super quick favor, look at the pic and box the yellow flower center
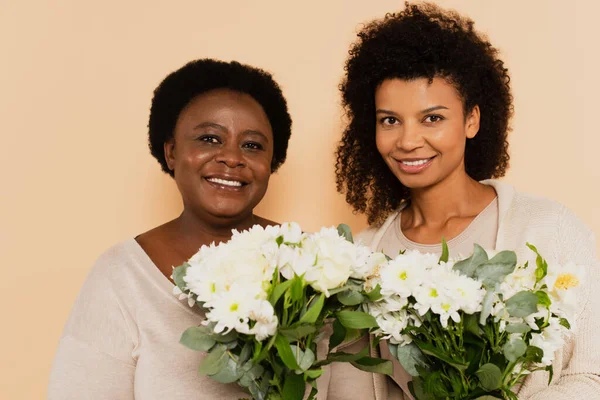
[442,303,451,311]
[554,273,579,290]
[399,271,408,280]
[230,303,239,312]
[210,283,216,293]
[430,289,438,298]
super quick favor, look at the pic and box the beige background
[1,0,598,398]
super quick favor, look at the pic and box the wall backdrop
[1,0,598,398]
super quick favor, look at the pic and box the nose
[215,144,245,168]
[397,121,425,151]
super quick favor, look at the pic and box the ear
[164,138,176,171]
[465,105,481,139]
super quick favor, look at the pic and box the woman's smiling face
[375,77,480,191]
[165,89,274,223]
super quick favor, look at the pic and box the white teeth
[207,178,243,187]
[401,158,432,166]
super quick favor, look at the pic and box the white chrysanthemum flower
[204,284,256,335]
[529,318,568,366]
[379,250,437,298]
[544,261,583,319]
[279,222,304,244]
[499,263,537,300]
[248,300,278,340]
[375,310,412,345]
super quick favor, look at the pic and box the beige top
[48,240,339,400]
[377,197,498,258]
[355,180,600,400]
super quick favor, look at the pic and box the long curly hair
[336,2,513,226]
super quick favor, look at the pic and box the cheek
[375,130,395,157]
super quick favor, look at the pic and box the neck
[406,167,486,227]
[172,208,257,247]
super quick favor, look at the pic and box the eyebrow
[194,122,270,142]
[376,105,449,115]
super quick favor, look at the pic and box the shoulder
[355,226,378,246]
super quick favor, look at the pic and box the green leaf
[198,344,229,375]
[503,337,527,363]
[337,223,354,243]
[418,342,468,371]
[524,346,544,363]
[409,377,435,400]
[527,243,548,284]
[299,293,325,324]
[364,284,382,302]
[439,237,449,263]
[304,369,323,380]
[270,279,294,306]
[179,326,216,352]
[453,244,489,278]
[282,372,305,400]
[351,357,393,375]
[317,346,369,366]
[276,235,284,246]
[535,290,552,308]
[290,276,304,302]
[329,319,346,351]
[559,318,571,330]
[336,311,378,329]
[279,324,317,340]
[172,262,190,291]
[475,251,517,288]
[505,323,531,334]
[479,289,496,325]
[391,342,427,377]
[424,370,449,397]
[506,291,539,318]
[464,313,481,336]
[274,334,301,370]
[337,289,365,306]
[290,345,315,372]
[210,356,242,383]
[476,363,502,391]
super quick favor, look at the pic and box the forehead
[375,77,463,109]
[178,88,272,132]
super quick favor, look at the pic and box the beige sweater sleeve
[48,255,137,400]
[519,206,600,399]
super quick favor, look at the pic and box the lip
[395,156,436,174]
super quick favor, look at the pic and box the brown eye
[424,115,444,123]
[380,116,399,126]
[243,142,263,150]
[198,135,220,143]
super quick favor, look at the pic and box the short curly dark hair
[149,59,292,176]
[336,2,513,226]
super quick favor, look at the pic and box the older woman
[48,59,293,399]
[335,3,600,399]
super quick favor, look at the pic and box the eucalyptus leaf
[476,363,502,391]
[393,342,427,376]
[506,291,539,318]
[210,356,242,383]
[179,326,216,352]
[172,262,190,291]
[337,224,354,243]
[295,346,316,372]
[337,289,365,306]
[475,251,517,287]
[299,293,325,324]
[336,310,378,329]
[505,323,531,334]
[453,244,489,278]
[198,344,229,375]
[503,337,527,363]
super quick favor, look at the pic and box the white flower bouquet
[364,242,582,399]
[173,223,391,400]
